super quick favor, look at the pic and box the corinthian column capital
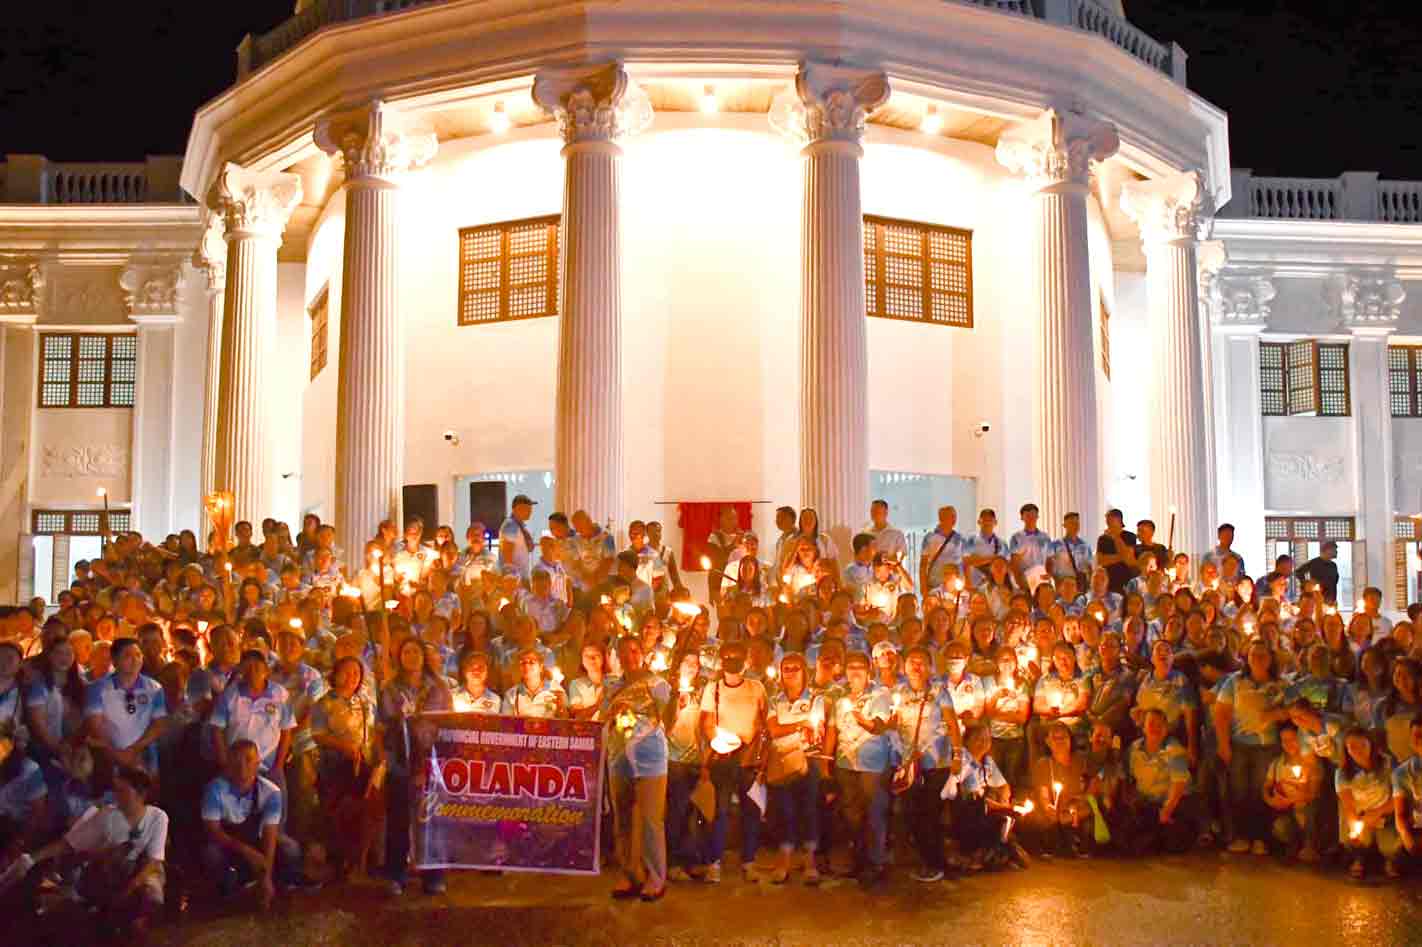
[1121,170,1211,245]
[206,163,302,242]
[996,109,1118,190]
[315,100,437,183]
[533,62,652,147]
[769,62,890,149]
[194,212,227,293]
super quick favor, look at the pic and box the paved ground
[29,852,1407,946]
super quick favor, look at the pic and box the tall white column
[195,216,227,540]
[206,163,301,527]
[1205,265,1274,574]
[1122,171,1215,560]
[996,110,1118,535]
[1332,272,1405,595]
[767,63,888,559]
[534,63,651,532]
[317,101,436,562]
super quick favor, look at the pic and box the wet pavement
[112,852,1422,946]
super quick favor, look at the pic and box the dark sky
[3,1,1421,177]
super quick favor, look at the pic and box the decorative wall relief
[40,443,129,479]
[1266,450,1345,483]
[1262,416,1356,513]
[47,267,127,323]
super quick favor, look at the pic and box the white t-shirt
[699,677,766,747]
[65,804,168,864]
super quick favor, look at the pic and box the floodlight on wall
[490,101,511,135]
[920,104,943,135]
[699,85,719,115]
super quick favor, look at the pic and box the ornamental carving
[206,163,303,240]
[768,63,890,146]
[193,212,226,293]
[532,63,652,145]
[1326,272,1405,329]
[1207,274,1276,327]
[315,100,437,182]
[995,110,1118,188]
[1267,450,1345,484]
[50,269,125,321]
[41,443,129,480]
[1121,170,1212,245]
[119,263,183,317]
[0,260,44,315]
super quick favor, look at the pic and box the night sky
[2,1,1421,177]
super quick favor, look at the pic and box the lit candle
[649,651,670,673]
[678,673,694,694]
[384,599,399,610]
[672,601,700,618]
[765,665,778,681]
[372,549,383,561]
[953,577,964,593]
[700,555,712,571]
[550,667,565,685]
[709,726,742,754]
[662,630,677,649]
[289,618,303,631]
[1016,799,1035,816]
[197,620,209,633]
[809,702,824,734]
[340,584,360,599]
[871,589,891,610]
[600,594,612,606]
[1291,764,1303,779]
[1351,819,1365,839]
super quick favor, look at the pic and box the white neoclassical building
[0,0,1417,611]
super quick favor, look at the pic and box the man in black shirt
[1134,519,1171,578]
[1298,541,1340,604]
[1096,509,1137,596]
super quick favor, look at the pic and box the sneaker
[386,880,405,897]
[1250,840,1268,856]
[1226,838,1250,854]
[667,867,693,883]
[704,862,722,884]
[913,868,945,883]
[424,877,448,895]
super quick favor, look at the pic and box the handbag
[892,687,929,795]
[766,695,811,786]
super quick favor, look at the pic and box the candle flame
[96,487,107,498]
[372,549,383,560]
[384,599,399,609]
[1017,799,1034,815]
[709,727,742,755]
[766,665,778,680]
[1351,819,1364,839]
[1052,781,1063,795]
[700,555,712,570]
[672,601,700,617]
[1291,765,1302,779]
[197,620,209,633]
[649,651,670,673]
[289,618,302,630]
[340,584,360,598]
[550,667,564,685]
[600,595,612,606]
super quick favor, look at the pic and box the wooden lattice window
[458,216,560,325]
[1260,340,1349,417]
[32,509,131,535]
[1264,516,1355,543]
[1389,346,1422,417]
[39,333,137,408]
[863,216,972,328]
[1394,515,1422,609]
[309,286,329,380]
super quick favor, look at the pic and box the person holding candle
[828,650,894,886]
[893,646,959,882]
[1215,639,1291,855]
[568,641,613,722]
[1262,723,1323,861]
[764,652,826,884]
[310,655,381,878]
[940,722,1025,871]
[698,640,767,883]
[502,647,567,718]
[605,635,671,901]
[1336,726,1398,879]
[1123,708,1198,855]
[984,646,1032,790]
[1029,642,1092,771]
[1023,722,1091,858]
[1132,641,1200,768]
[664,650,708,883]
[1374,658,1422,767]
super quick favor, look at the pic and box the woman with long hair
[1214,639,1289,855]
[568,640,613,722]
[24,637,86,769]
[605,635,672,901]
[1335,727,1398,879]
[311,655,381,878]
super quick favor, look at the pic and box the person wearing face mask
[698,641,767,883]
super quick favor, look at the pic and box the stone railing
[1,155,189,204]
[238,0,1186,84]
[1220,170,1422,224]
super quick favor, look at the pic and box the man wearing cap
[500,495,539,581]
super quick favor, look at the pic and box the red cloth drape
[678,502,752,570]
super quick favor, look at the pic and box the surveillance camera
[973,421,992,437]
[442,430,459,445]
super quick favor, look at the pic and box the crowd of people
[1,491,1419,937]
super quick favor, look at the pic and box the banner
[413,712,604,874]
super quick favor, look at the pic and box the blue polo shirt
[83,672,168,752]
[210,681,294,772]
[201,774,283,828]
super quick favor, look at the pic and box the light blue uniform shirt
[1216,672,1286,746]
[1135,670,1198,731]
[891,682,955,770]
[25,677,75,743]
[0,757,46,820]
[1128,736,1190,804]
[961,532,1005,586]
[502,680,566,718]
[201,774,283,828]
[1048,535,1093,578]
[498,516,534,579]
[83,673,168,753]
[921,528,966,589]
[607,675,671,779]
[833,685,894,773]
[1392,756,1422,826]
[1009,529,1052,572]
[271,662,326,757]
[210,681,295,772]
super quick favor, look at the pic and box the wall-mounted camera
[973,421,992,437]
[443,430,460,446]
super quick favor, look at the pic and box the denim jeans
[769,767,820,852]
[836,767,889,868]
[384,763,446,889]
[665,762,706,867]
[708,759,761,865]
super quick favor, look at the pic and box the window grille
[32,509,131,535]
[863,216,972,328]
[458,216,560,325]
[39,333,137,408]
[1264,516,1355,542]
[1259,340,1349,417]
[309,286,329,380]
[1389,346,1422,417]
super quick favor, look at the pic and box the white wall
[272,262,307,527]
[297,120,1112,551]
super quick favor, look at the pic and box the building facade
[0,0,1411,610]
